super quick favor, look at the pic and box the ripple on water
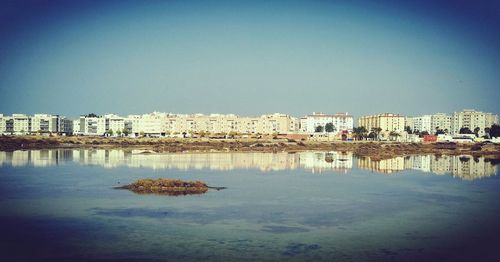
[261,225,310,234]
[282,243,321,256]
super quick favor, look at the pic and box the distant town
[0,109,499,142]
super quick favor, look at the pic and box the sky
[0,0,499,119]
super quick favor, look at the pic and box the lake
[0,149,499,261]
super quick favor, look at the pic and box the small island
[117,178,224,196]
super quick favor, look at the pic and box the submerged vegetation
[117,178,225,196]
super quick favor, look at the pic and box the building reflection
[0,149,352,173]
[0,149,497,180]
[357,155,497,180]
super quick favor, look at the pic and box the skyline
[1,0,499,117]
[0,108,497,120]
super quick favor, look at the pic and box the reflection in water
[0,149,497,180]
[358,155,498,180]
[0,149,352,173]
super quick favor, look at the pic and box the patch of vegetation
[118,178,209,196]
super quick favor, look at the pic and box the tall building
[258,113,300,134]
[358,113,405,132]
[300,112,353,134]
[431,113,452,134]
[411,115,432,133]
[12,114,30,134]
[78,116,107,135]
[58,117,73,135]
[104,114,126,134]
[404,117,413,131]
[31,114,59,133]
[128,112,169,136]
[452,109,499,136]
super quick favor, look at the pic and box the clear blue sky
[0,0,499,118]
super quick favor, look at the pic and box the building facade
[300,112,353,134]
[411,115,432,133]
[31,114,59,133]
[431,113,452,134]
[358,113,405,133]
[452,109,499,136]
[0,114,73,135]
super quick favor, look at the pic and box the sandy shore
[1,136,499,162]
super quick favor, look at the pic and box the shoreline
[1,136,500,161]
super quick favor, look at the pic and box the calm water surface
[0,149,499,261]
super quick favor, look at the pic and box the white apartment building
[404,117,413,131]
[431,113,452,134]
[452,109,499,136]
[159,112,298,135]
[128,112,170,136]
[31,114,59,133]
[0,114,5,134]
[79,116,107,135]
[73,120,81,134]
[58,117,73,135]
[0,114,73,135]
[300,112,353,134]
[0,114,32,134]
[411,115,432,133]
[104,114,126,135]
[258,113,299,134]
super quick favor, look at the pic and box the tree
[371,127,382,141]
[459,127,473,134]
[435,129,445,135]
[389,131,399,136]
[473,127,480,137]
[489,124,500,138]
[325,123,335,133]
[353,126,368,140]
[315,125,324,133]
[108,129,114,136]
[122,128,130,136]
[116,130,122,136]
[85,113,99,118]
[419,131,430,137]
[404,126,413,134]
[484,127,491,138]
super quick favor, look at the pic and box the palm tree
[372,127,382,141]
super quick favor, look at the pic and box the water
[0,149,499,261]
